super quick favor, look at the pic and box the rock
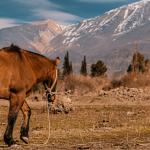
[0,122,6,125]
[49,95,74,114]
[99,86,144,102]
[127,111,135,116]
[98,90,108,96]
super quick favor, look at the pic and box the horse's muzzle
[46,91,55,103]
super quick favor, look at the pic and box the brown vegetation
[105,72,150,90]
[60,75,108,94]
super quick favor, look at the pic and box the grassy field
[1,99,150,150]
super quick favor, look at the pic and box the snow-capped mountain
[50,0,150,75]
[60,0,150,45]
[0,0,150,75]
[0,20,63,54]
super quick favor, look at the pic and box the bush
[121,73,150,88]
[127,52,149,73]
[62,75,108,94]
[103,71,150,90]
[102,79,123,91]
[91,60,107,77]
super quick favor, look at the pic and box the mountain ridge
[0,0,150,75]
[0,20,63,54]
[49,0,150,75]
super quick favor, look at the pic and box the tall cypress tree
[69,61,73,74]
[80,56,87,76]
[63,51,73,75]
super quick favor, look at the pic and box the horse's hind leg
[20,100,31,144]
[4,91,25,146]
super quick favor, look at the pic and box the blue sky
[0,0,140,28]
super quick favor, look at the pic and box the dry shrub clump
[121,72,150,88]
[62,75,108,94]
[105,72,150,90]
[103,79,123,91]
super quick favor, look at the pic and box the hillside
[0,0,150,75]
[50,0,150,75]
[0,20,63,54]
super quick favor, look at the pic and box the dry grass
[1,101,150,149]
[1,75,150,149]
[121,72,150,88]
[60,75,108,94]
[103,72,150,90]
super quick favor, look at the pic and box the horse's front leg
[4,91,25,146]
[20,100,31,144]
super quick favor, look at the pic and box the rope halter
[45,69,58,103]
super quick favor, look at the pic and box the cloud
[79,0,128,3]
[32,9,83,24]
[12,0,61,10]
[0,18,19,29]
[12,0,79,24]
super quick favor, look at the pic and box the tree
[69,61,73,74]
[91,60,107,77]
[63,51,73,75]
[127,52,147,73]
[145,59,150,72]
[127,64,133,73]
[80,56,87,76]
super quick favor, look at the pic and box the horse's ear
[55,57,61,65]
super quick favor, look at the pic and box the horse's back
[0,46,35,97]
[0,47,25,79]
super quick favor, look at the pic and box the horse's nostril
[46,92,55,103]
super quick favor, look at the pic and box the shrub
[91,60,107,77]
[121,73,150,88]
[127,52,149,73]
[62,75,108,94]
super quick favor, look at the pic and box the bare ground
[1,87,150,149]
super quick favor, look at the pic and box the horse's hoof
[20,136,29,144]
[8,140,17,147]
[11,144,20,148]
[4,136,16,147]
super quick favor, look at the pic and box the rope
[51,69,58,92]
[43,97,51,145]
[39,69,58,145]
[45,69,58,93]
[27,70,59,146]
[42,69,59,144]
[26,83,51,147]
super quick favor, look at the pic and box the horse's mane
[3,44,49,60]
[2,44,23,59]
[3,44,21,53]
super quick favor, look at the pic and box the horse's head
[45,57,60,103]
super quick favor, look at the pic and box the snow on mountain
[59,0,150,46]
[49,0,150,75]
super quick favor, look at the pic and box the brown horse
[0,45,60,146]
